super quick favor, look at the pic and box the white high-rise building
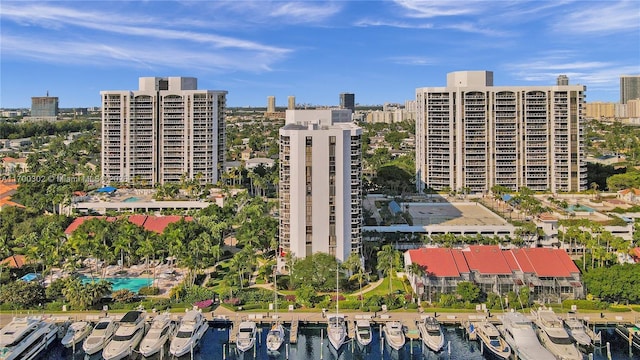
[101,77,227,186]
[279,109,362,263]
[416,71,586,194]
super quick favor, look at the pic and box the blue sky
[1,1,639,108]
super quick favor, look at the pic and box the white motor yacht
[498,311,555,360]
[82,317,117,355]
[383,321,406,351]
[266,322,285,352]
[61,321,92,349]
[327,315,347,351]
[236,321,257,353]
[531,308,582,360]
[473,321,510,359]
[0,316,58,360]
[102,310,147,360]
[169,310,209,357]
[417,316,444,352]
[355,319,372,347]
[563,316,592,348]
[139,313,175,357]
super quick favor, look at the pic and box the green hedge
[561,299,609,310]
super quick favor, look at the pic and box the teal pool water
[122,196,141,202]
[566,204,595,212]
[80,276,152,292]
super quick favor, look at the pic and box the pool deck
[49,262,186,297]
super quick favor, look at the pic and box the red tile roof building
[405,245,583,301]
[64,215,193,235]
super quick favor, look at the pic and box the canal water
[42,324,640,360]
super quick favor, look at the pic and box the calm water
[80,276,153,292]
[41,324,640,360]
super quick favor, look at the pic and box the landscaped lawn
[348,277,407,298]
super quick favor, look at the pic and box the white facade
[279,109,362,262]
[416,71,586,194]
[101,77,227,186]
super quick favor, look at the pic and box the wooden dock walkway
[228,319,241,344]
[404,319,420,340]
[289,317,299,344]
[347,319,355,339]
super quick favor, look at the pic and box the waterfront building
[279,109,362,263]
[404,245,583,301]
[415,71,586,194]
[100,77,227,186]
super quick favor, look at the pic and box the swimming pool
[566,204,595,213]
[122,197,141,203]
[80,276,152,293]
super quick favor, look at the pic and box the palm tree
[407,262,427,285]
[376,244,400,294]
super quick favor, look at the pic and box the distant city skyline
[1,1,639,108]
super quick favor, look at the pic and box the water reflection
[41,323,640,360]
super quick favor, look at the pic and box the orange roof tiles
[462,245,513,275]
[408,246,579,278]
[0,254,29,269]
[406,248,467,277]
[64,215,193,235]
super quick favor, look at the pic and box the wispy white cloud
[388,56,438,66]
[0,3,291,71]
[393,0,483,18]
[507,53,640,92]
[1,33,282,73]
[199,0,342,25]
[555,0,640,34]
[353,19,434,29]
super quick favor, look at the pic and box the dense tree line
[0,119,96,139]
[583,264,640,303]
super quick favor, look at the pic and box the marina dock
[289,317,299,344]
[228,318,241,344]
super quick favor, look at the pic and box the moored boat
[266,322,285,352]
[614,323,640,350]
[266,269,285,352]
[102,310,147,360]
[473,321,510,359]
[531,308,582,360]
[563,316,592,348]
[417,316,444,352]
[139,313,175,357]
[82,317,117,355]
[327,315,347,351]
[355,319,372,347]
[0,316,58,360]
[235,321,257,353]
[169,309,209,357]
[383,321,406,351]
[60,321,92,349]
[497,311,555,360]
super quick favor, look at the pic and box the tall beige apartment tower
[279,109,362,263]
[415,71,586,194]
[267,96,276,113]
[287,96,296,110]
[101,77,227,186]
